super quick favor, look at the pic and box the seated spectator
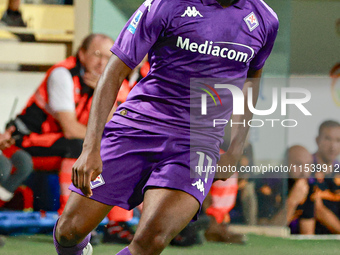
[312,120,340,234]
[5,33,113,215]
[0,126,33,207]
[0,0,35,41]
[269,145,315,234]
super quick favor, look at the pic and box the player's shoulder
[144,0,184,17]
[245,0,279,29]
[151,0,202,9]
[146,0,182,9]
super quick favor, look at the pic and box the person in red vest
[4,33,114,215]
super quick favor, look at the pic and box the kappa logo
[244,12,259,32]
[181,6,203,18]
[192,179,205,195]
[144,0,153,12]
[127,10,143,34]
[90,174,105,189]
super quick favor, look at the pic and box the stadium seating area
[0,2,73,68]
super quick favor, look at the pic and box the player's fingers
[72,166,78,187]
[77,168,85,192]
[91,166,102,181]
[82,171,93,198]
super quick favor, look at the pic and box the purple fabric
[70,122,215,217]
[116,247,132,255]
[53,219,91,255]
[110,0,279,149]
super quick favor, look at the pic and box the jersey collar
[201,0,246,9]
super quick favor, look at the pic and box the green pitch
[1,234,339,255]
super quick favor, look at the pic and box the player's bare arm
[72,55,132,197]
[215,68,262,180]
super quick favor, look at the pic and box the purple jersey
[110,0,278,154]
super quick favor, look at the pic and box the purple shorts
[70,122,216,214]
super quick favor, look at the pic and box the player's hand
[214,150,240,181]
[83,71,101,89]
[0,126,16,150]
[72,149,102,197]
[288,179,309,205]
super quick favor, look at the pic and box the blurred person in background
[4,33,113,215]
[312,120,340,234]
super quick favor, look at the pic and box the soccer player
[54,0,279,254]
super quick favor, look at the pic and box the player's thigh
[132,188,199,247]
[57,192,112,239]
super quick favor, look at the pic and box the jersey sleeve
[249,18,279,70]
[111,0,173,69]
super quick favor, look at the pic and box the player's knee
[132,233,169,254]
[152,235,169,251]
[56,217,84,246]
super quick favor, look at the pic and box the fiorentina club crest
[244,12,259,32]
[90,174,105,189]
